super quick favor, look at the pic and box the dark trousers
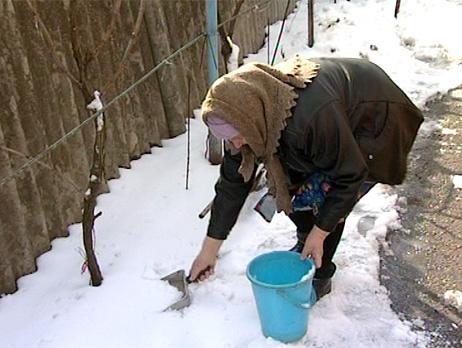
[289,210,344,279]
[288,181,376,279]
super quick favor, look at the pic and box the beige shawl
[202,55,319,214]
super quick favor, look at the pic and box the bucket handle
[277,288,316,309]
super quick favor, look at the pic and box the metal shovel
[161,269,191,311]
[161,266,212,311]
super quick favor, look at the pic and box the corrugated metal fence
[0,0,296,294]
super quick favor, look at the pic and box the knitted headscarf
[202,55,319,214]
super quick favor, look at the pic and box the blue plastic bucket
[246,251,315,343]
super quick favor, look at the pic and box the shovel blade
[161,269,191,311]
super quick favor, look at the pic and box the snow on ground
[453,175,462,189]
[2,0,462,347]
[443,290,462,312]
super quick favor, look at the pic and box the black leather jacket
[207,58,423,239]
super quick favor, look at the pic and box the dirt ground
[380,86,462,347]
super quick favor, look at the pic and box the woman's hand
[189,237,223,282]
[301,225,329,268]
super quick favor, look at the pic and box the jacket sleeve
[305,101,368,232]
[207,146,256,240]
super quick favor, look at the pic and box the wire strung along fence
[1,0,300,190]
[0,0,297,295]
[0,0,407,295]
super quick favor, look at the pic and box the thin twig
[68,0,91,101]
[394,0,401,18]
[217,0,274,30]
[271,0,291,65]
[267,16,270,64]
[26,0,83,89]
[104,0,146,92]
[121,0,146,63]
[185,76,191,190]
[92,0,123,62]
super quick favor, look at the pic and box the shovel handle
[186,266,212,283]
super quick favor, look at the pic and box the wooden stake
[82,93,105,287]
[394,0,401,18]
[308,0,314,48]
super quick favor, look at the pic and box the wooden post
[394,0,401,18]
[82,91,105,287]
[308,0,314,48]
[267,16,270,64]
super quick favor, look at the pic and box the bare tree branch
[91,0,123,63]
[121,0,146,63]
[26,0,83,90]
[103,0,146,93]
[68,0,92,101]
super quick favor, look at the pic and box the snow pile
[452,175,462,189]
[443,290,462,312]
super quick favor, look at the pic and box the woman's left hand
[300,225,329,268]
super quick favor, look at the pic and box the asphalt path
[380,86,462,347]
